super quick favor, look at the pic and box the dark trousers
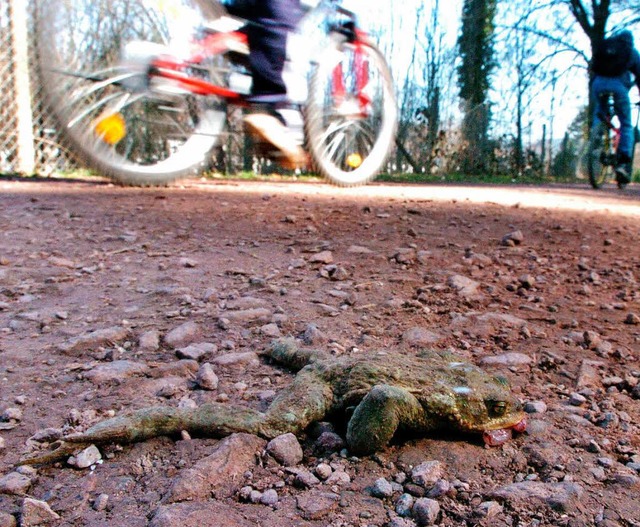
[229,0,303,103]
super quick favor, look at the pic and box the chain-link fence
[0,1,77,175]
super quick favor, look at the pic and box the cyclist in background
[590,29,640,186]
[224,0,307,168]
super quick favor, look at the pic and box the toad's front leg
[346,384,428,455]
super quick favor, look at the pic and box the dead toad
[20,339,526,465]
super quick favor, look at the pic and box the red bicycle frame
[147,25,373,115]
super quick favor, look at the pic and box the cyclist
[590,29,640,185]
[224,0,307,168]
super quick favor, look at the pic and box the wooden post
[10,0,35,175]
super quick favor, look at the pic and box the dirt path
[0,177,639,527]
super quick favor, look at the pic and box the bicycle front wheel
[34,0,228,186]
[587,123,615,189]
[305,39,398,187]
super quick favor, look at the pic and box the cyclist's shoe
[244,110,308,170]
[615,163,631,188]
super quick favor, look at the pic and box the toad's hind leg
[259,371,334,437]
[346,384,426,455]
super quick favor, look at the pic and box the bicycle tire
[34,0,229,186]
[587,123,614,189]
[305,39,397,187]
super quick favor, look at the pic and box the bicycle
[586,93,640,189]
[34,0,398,187]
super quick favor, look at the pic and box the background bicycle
[587,93,640,189]
[34,0,398,187]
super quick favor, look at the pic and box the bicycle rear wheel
[587,123,615,189]
[305,39,397,187]
[35,0,228,186]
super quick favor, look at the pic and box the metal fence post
[9,0,35,175]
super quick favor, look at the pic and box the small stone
[597,457,614,468]
[93,494,109,511]
[176,343,216,361]
[0,472,32,495]
[325,470,351,486]
[412,497,440,526]
[68,445,102,469]
[138,330,160,351]
[309,251,333,264]
[260,323,281,338]
[266,433,303,467]
[624,313,640,325]
[395,493,414,517]
[249,490,263,503]
[196,363,219,391]
[293,468,321,488]
[569,392,587,406]
[524,400,547,414]
[260,489,279,507]
[296,490,339,520]
[501,230,524,246]
[371,477,394,498]
[314,431,345,454]
[315,463,332,480]
[0,511,16,527]
[1,407,22,422]
[426,479,450,498]
[411,461,444,488]
[476,500,503,518]
[20,498,60,526]
[164,321,200,348]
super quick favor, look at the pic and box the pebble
[426,479,450,498]
[266,433,303,467]
[371,477,394,498]
[292,468,321,488]
[524,400,547,414]
[1,407,22,422]
[315,463,332,480]
[597,457,615,468]
[0,472,31,495]
[412,497,440,526]
[196,363,219,391]
[138,330,160,351]
[93,494,109,511]
[249,490,263,504]
[68,445,102,469]
[569,392,587,406]
[314,431,345,454]
[295,491,339,520]
[0,511,16,527]
[260,489,279,507]
[20,498,60,526]
[411,461,444,487]
[163,321,200,348]
[476,500,503,518]
[325,470,351,486]
[387,517,417,527]
[177,343,216,361]
[395,493,414,517]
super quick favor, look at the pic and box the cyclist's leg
[612,84,633,159]
[243,0,306,167]
[612,81,633,183]
[245,0,302,103]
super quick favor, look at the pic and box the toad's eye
[487,400,507,416]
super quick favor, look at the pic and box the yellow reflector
[94,113,126,145]
[346,152,362,168]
